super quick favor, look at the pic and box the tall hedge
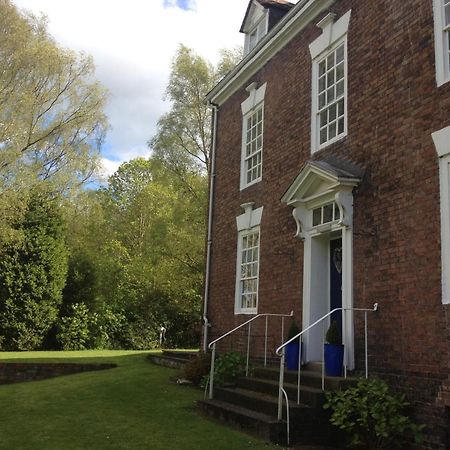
[0,190,68,350]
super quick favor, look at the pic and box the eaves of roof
[207,0,336,106]
[239,0,295,33]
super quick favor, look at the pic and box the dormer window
[245,15,268,54]
[240,1,294,56]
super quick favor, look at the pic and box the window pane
[336,44,344,63]
[320,110,328,127]
[327,87,335,103]
[327,70,335,85]
[326,52,335,68]
[319,76,326,93]
[337,98,345,116]
[320,128,327,144]
[446,4,450,26]
[338,118,345,134]
[323,204,333,223]
[336,80,344,97]
[313,207,321,226]
[319,60,326,76]
[329,121,337,139]
[334,203,341,220]
[336,62,344,81]
[319,93,326,109]
[329,103,337,121]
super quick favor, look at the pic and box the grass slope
[0,351,279,450]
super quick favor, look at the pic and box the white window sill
[240,177,262,191]
[313,132,347,154]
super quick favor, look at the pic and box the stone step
[252,366,355,390]
[198,395,337,446]
[148,351,198,369]
[237,376,326,408]
[162,350,199,360]
[214,385,317,419]
[197,398,284,444]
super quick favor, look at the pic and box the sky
[13,0,249,179]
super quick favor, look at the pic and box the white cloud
[13,0,249,173]
[100,158,122,178]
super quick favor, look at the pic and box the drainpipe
[202,101,218,352]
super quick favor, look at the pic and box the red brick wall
[207,1,450,448]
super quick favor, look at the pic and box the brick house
[201,0,450,447]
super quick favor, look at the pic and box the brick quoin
[206,1,450,448]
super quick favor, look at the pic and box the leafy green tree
[0,0,108,252]
[0,0,108,191]
[0,188,68,350]
[150,45,241,185]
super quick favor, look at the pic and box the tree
[0,0,109,194]
[149,45,242,186]
[0,187,68,350]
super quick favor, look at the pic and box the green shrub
[183,352,211,385]
[287,320,300,341]
[201,351,247,388]
[323,378,424,449]
[0,189,68,350]
[57,303,91,350]
[122,319,159,350]
[325,320,341,345]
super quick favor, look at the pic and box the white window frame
[235,204,263,314]
[432,125,450,304]
[245,14,268,55]
[433,0,450,86]
[240,82,267,190]
[309,11,351,153]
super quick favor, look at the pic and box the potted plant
[285,320,301,371]
[324,320,344,376]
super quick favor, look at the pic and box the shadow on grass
[0,350,279,450]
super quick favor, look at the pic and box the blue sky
[163,0,196,10]
[13,0,249,180]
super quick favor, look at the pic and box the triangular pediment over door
[282,157,362,370]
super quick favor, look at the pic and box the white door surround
[281,159,361,369]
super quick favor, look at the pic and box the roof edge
[207,0,336,106]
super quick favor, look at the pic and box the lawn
[0,351,280,450]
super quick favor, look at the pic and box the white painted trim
[207,0,335,106]
[236,204,264,231]
[310,11,351,153]
[432,125,450,304]
[433,125,450,157]
[283,163,358,368]
[309,10,351,59]
[244,6,269,56]
[235,205,264,315]
[433,0,450,86]
[241,82,267,115]
[241,83,266,190]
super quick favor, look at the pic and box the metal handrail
[276,303,378,420]
[208,311,293,399]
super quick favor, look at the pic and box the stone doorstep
[197,398,285,444]
[214,385,321,420]
[237,376,326,408]
[197,364,346,446]
[253,366,357,391]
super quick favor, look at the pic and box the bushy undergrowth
[183,352,211,385]
[324,378,424,449]
[200,351,247,388]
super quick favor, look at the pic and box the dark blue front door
[330,238,342,338]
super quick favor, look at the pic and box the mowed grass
[0,351,280,450]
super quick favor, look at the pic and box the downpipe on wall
[202,102,218,352]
